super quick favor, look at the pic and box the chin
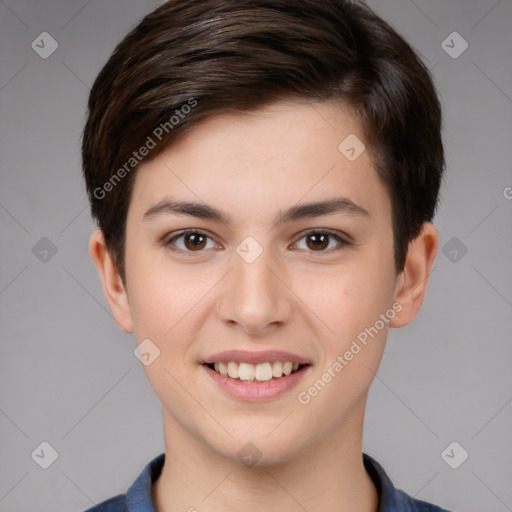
[207,428,305,468]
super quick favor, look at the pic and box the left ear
[390,222,438,328]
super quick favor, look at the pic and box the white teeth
[255,362,273,381]
[272,361,283,377]
[210,361,303,381]
[219,361,228,376]
[238,362,255,381]
[227,361,239,379]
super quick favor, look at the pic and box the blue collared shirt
[83,452,451,511]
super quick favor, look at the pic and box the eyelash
[163,228,352,256]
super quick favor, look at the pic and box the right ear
[88,229,134,333]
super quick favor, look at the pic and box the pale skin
[89,99,438,512]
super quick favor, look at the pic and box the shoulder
[392,486,452,511]
[362,453,452,512]
[82,494,126,512]
[80,452,164,512]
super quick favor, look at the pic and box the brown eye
[293,230,350,253]
[305,233,330,251]
[182,232,207,251]
[166,230,216,254]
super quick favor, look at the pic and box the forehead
[128,100,390,224]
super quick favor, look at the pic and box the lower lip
[202,364,311,402]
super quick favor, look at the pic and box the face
[93,99,431,466]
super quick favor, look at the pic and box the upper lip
[203,349,311,365]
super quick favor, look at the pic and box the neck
[152,402,378,512]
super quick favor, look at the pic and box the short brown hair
[82,0,444,283]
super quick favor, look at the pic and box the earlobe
[390,222,438,328]
[88,229,134,333]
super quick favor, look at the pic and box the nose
[216,244,293,337]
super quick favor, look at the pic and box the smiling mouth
[204,361,308,382]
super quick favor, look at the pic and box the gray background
[1,0,511,510]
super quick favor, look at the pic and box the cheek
[302,257,395,343]
[296,266,393,425]
[126,261,207,395]
[125,248,215,351]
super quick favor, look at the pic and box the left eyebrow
[274,196,369,225]
[142,196,369,226]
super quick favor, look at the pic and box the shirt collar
[126,452,164,512]
[125,451,433,512]
[363,452,409,511]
